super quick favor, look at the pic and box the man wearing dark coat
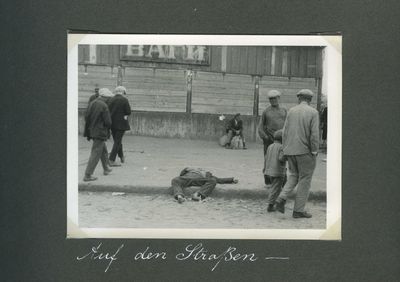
[225,113,247,149]
[108,86,132,166]
[83,88,113,181]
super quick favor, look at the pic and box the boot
[293,211,312,218]
[275,198,286,213]
[267,204,276,212]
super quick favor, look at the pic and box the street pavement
[79,192,326,229]
[78,135,327,200]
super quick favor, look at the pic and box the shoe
[267,204,276,212]
[191,192,203,201]
[176,195,185,204]
[275,199,286,213]
[293,211,312,218]
[109,160,121,167]
[120,156,125,163]
[243,147,247,150]
[103,168,112,176]
[83,175,97,182]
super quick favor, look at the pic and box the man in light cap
[258,89,287,157]
[275,89,319,218]
[83,88,113,181]
[108,86,132,166]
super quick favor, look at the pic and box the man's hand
[233,179,239,184]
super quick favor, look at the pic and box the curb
[78,184,326,201]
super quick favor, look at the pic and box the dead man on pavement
[171,167,239,203]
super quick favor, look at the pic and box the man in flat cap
[275,89,319,218]
[108,86,132,166]
[83,88,114,181]
[258,90,287,156]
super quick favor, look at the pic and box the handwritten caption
[76,242,289,272]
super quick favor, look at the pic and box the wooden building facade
[77,45,323,141]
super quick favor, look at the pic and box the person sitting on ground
[225,113,247,149]
[262,129,287,212]
[171,167,239,203]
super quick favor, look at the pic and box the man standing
[108,86,132,166]
[83,88,113,181]
[258,90,287,155]
[275,89,320,218]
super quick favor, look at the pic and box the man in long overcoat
[108,86,132,166]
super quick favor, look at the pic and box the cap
[296,89,314,98]
[115,86,127,94]
[267,90,281,98]
[99,88,113,98]
[234,113,241,117]
[273,129,283,140]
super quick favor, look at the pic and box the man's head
[234,113,241,120]
[94,87,99,95]
[296,89,314,104]
[268,90,281,107]
[99,88,113,100]
[115,86,127,95]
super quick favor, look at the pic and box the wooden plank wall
[78,45,322,78]
[78,65,117,108]
[191,71,254,115]
[123,67,187,112]
[258,76,318,113]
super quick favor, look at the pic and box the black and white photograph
[67,34,341,239]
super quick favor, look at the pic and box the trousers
[265,176,285,204]
[171,175,234,198]
[278,154,316,212]
[227,130,245,144]
[109,129,125,161]
[85,139,109,176]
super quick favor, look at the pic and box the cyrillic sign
[120,45,209,65]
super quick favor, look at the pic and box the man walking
[258,90,287,155]
[108,86,132,166]
[275,89,320,218]
[83,88,113,181]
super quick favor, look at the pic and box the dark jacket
[108,94,132,131]
[83,98,112,140]
[226,118,243,133]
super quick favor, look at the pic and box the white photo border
[67,34,342,240]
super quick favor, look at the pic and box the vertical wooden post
[316,77,322,112]
[186,70,193,114]
[271,47,276,75]
[253,76,260,116]
[253,76,260,142]
[221,46,227,72]
[89,45,97,64]
[117,66,123,86]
